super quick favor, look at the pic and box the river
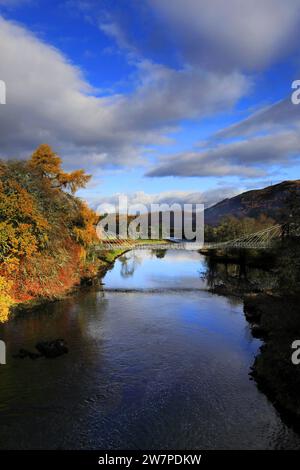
[0,249,299,449]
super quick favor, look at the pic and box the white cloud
[214,98,300,140]
[147,130,300,178]
[0,16,249,171]
[92,187,241,213]
[150,0,300,71]
[147,89,300,179]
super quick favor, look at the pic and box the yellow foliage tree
[0,145,98,321]
[29,144,91,194]
[72,202,98,248]
[0,276,14,323]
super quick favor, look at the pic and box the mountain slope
[204,180,300,226]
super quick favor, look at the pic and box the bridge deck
[95,224,285,251]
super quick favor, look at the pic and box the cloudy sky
[0,0,300,209]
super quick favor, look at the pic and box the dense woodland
[204,214,275,243]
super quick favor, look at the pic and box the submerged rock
[13,339,68,360]
[13,348,41,360]
[251,323,267,338]
[35,339,68,358]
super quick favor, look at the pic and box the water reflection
[0,250,299,449]
[119,253,142,278]
[153,249,167,259]
[104,250,207,291]
[203,255,277,292]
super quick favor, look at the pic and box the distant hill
[204,180,300,226]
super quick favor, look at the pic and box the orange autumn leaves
[0,145,98,320]
[0,276,13,323]
[29,144,91,194]
[0,178,49,271]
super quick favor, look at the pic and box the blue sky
[0,0,300,209]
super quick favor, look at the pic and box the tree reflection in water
[202,251,277,293]
[119,253,142,278]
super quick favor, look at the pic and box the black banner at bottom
[0,450,298,467]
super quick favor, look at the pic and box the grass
[99,249,127,264]
[96,239,168,270]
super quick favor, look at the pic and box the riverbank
[10,248,128,317]
[9,241,167,318]
[202,246,300,425]
[244,293,300,422]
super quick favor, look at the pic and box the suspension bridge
[95,223,287,251]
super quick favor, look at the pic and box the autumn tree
[71,201,98,248]
[0,146,98,321]
[29,144,91,194]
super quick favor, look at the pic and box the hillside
[204,180,300,226]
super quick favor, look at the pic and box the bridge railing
[95,224,289,251]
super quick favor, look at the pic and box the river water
[0,249,299,449]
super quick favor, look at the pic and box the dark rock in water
[13,348,29,359]
[13,339,68,360]
[18,348,30,359]
[251,323,267,338]
[13,348,42,360]
[35,339,68,358]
